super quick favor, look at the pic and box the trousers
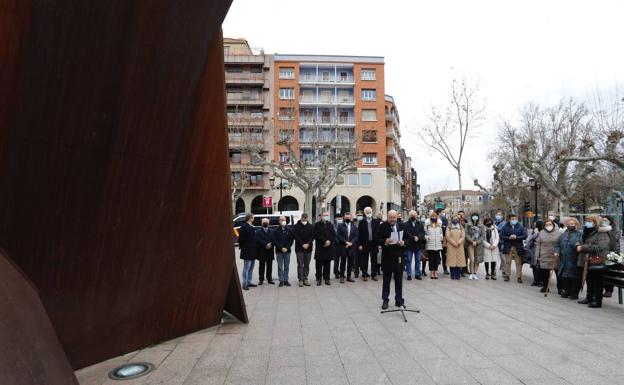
[258,258,273,282]
[296,250,312,281]
[504,247,523,279]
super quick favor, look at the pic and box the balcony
[225,72,265,85]
[227,114,265,126]
[228,133,266,148]
[299,96,355,106]
[299,117,355,127]
[298,75,355,86]
[226,94,264,106]
[299,136,355,147]
[385,112,399,127]
[386,128,399,141]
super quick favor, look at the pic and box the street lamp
[269,175,289,214]
[528,177,540,219]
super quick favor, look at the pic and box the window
[363,153,378,165]
[250,66,262,73]
[279,67,294,79]
[321,111,331,123]
[338,90,351,102]
[347,173,358,186]
[279,152,289,162]
[321,71,330,81]
[339,111,350,123]
[230,151,241,164]
[361,69,376,80]
[302,71,314,81]
[361,173,372,186]
[361,89,376,101]
[362,109,377,121]
[279,107,294,120]
[340,71,348,81]
[301,89,314,102]
[249,173,263,187]
[362,130,377,142]
[279,129,294,140]
[279,88,294,99]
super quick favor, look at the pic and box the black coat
[292,221,314,252]
[376,221,406,271]
[238,222,256,260]
[272,225,294,253]
[357,218,380,251]
[336,221,359,257]
[403,220,426,251]
[255,226,275,261]
[314,220,336,261]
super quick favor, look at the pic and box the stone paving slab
[76,252,624,385]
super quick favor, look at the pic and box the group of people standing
[237,207,620,310]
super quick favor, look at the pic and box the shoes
[578,298,590,304]
[372,276,378,281]
[243,286,249,291]
[347,277,355,283]
[504,277,510,282]
[485,274,490,280]
[381,300,389,310]
[561,293,570,299]
[433,276,438,280]
[589,302,602,308]
[316,280,322,286]
[444,269,450,275]
[517,278,523,284]
[540,287,548,293]
[473,274,479,280]
[363,276,368,282]
[340,277,345,284]
[258,280,264,286]
[395,299,404,307]
[267,280,275,285]
[422,271,428,277]
[248,283,257,287]
[299,280,304,287]
[303,279,311,286]
[407,275,412,280]
[491,275,497,280]
[415,276,422,281]
[531,282,539,287]
[334,274,340,279]
[468,274,473,280]
[430,275,434,279]
[279,282,284,287]
[461,273,467,277]
[284,281,291,287]
[604,291,613,298]
[325,279,331,285]
[569,295,579,300]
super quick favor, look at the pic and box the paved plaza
[77,252,624,385]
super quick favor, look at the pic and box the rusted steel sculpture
[0,0,244,371]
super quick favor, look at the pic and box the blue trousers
[405,249,421,278]
[276,252,291,282]
[242,259,255,288]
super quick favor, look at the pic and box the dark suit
[238,222,257,288]
[377,221,406,303]
[358,217,380,277]
[336,221,359,278]
[403,220,426,278]
[314,220,336,281]
[255,226,274,283]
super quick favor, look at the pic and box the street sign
[262,196,273,208]
[526,210,534,218]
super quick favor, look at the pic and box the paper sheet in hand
[390,230,403,245]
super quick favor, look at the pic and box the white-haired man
[377,210,406,309]
[357,206,380,281]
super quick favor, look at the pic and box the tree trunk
[303,189,315,222]
[559,197,570,217]
[457,167,463,204]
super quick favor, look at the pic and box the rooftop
[274,54,384,64]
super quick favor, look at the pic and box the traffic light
[523,201,530,213]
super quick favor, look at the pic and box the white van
[232,212,299,243]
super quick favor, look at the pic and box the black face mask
[262,223,269,228]
[430,218,437,222]
[410,216,417,221]
[484,222,492,227]
[344,219,351,223]
[567,225,576,231]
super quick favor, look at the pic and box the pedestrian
[332,213,343,279]
[536,219,562,294]
[357,206,380,281]
[556,217,583,300]
[525,221,544,287]
[378,210,406,309]
[445,215,467,280]
[601,214,620,298]
[272,215,294,287]
[425,212,444,279]
[465,213,485,280]
[293,213,314,287]
[482,217,499,280]
[404,210,426,280]
[255,218,276,285]
[354,211,364,278]
[495,211,507,275]
[500,214,528,283]
[437,209,450,275]
[577,215,610,308]
[314,211,336,286]
[336,212,359,283]
[238,213,257,290]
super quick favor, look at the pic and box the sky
[223,0,624,196]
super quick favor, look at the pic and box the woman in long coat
[482,217,500,280]
[577,214,611,308]
[557,217,583,300]
[536,219,562,294]
[445,215,466,280]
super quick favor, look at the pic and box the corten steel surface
[0,249,79,385]
[0,0,246,370]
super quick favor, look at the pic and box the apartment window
[321,71,330,81]
[301,89,314,101]
[279,88,294,99]
[340,71,348,81]
[361,89,376,101]
[347,173,358,186]
[361,173,372,186]
[302,71,314,81]
[279,107,294,120]
[362,109,377,121]
[338,90,351,102]
[321,111,331,123]
[230,151,241,164]
[250,66,263,73]
[279,129,294,141]
[361,69,376,80]
[249,173,263,187]
[279,152,289,162]
[339,111,350,123]
[279,67,295,79]
[363,153,378,165]
[362,130,377,142]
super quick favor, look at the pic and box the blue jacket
[336,221,359,257]
[272,225,294,253]
[500,222,527,256]
[556,229,582,277]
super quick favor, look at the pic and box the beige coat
[536,229,561,270]
[445,226,467,267]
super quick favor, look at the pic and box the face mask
[495,215,502,221]
[344,219,351,223]
[441,213,446,218]
[410,216,417,221]
[301,221,308,225]
[431,218,437,222]
[323,216,330,221]
[584,222,594,229]
[472,216,479,222]
[604,220,610,226]
[545,225,554,232]
[567,225,576,231]
[510,220,518,226]
[366,214,372,219]
[357,216,363,221]
[281,221,287,227]
[451,219,459,225]
[548,216,555,220]
[337,219,343,224]
[262,223,269,228]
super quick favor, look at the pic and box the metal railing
[226,94,264,104]
[225,73,265,83]
[299,75,355,84]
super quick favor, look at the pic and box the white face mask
[366,213,372,219]
[548,216,555,220]
[604,220,610,226]
[356,216,363,221]
[545,225,554,232]
[281,221,287,227]
[301,221,308,225]
[336,219,343,224]
[323,216,331,221]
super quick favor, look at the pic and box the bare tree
[252,101,360,219]
[418,77,485,203]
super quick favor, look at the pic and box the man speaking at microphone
[377,210,406,310]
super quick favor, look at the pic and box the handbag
[588,255,605,266]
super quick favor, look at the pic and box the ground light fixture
[108,362,155,380]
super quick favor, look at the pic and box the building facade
[424,190,492,215]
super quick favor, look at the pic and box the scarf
[486,227,492,243]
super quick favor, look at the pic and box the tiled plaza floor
[77,252,624,385]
